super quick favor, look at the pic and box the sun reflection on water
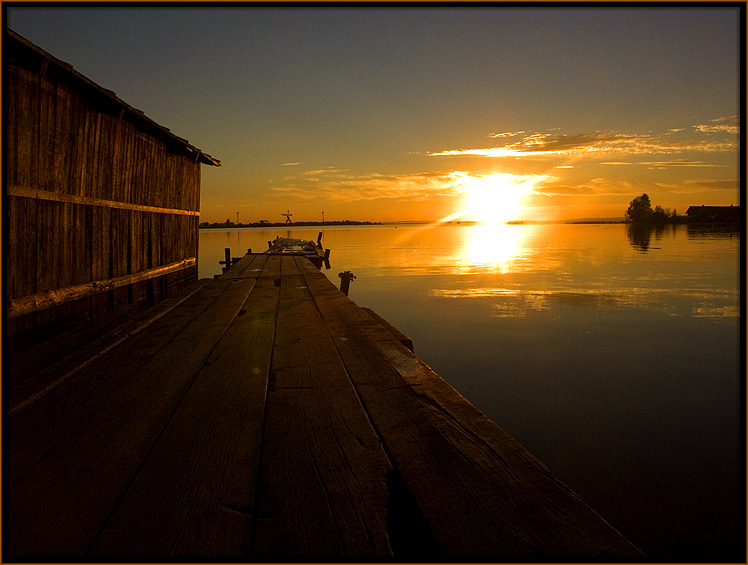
[456,222,539,273]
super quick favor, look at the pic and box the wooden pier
[5,253,643,561]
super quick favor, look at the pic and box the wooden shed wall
[6,62,202,344]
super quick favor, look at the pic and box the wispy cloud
[281,162,301,166]
[271,168,556,204]
[536,175,740,198]
[489,130,526,138]
[693,115,740,134]
[639,160,728,168]
[429,120,739,159]
[653,178,740,194]
[535,177,644,197]
[271,169,465,203]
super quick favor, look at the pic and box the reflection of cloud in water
[431,287,738,319]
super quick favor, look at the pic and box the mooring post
[224,248,231,271]
[338,271,356,296]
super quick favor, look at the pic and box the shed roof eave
[6,28,221,167]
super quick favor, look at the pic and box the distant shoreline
[198,218,628,229]
[199,220,386,229]
[199,216,740,229]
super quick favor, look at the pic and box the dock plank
[300,263,643,559]
[89,275,279,558]
[6,276,258,558]
[5,253,643,560]
[251,271,393,559]
[6,278,228,485]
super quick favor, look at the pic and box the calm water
[199,223,743,560]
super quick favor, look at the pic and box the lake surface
[199,223,743,560]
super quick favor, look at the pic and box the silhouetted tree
[626,194,654,223]
[652,205,672,223]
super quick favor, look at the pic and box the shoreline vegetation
[199,195,740,230]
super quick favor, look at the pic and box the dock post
[224,248,231,271]
[338,271,355,296]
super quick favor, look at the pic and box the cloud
[429,123,739,159]
[536,174,740,198]
[489,130,525,138]
[271,169,465,203]
[281,162,301,166]
[653,178,740,194]
[272,169,555,204]
[535,177,648,197]
[638,160,727,168]
[694,115,740,134]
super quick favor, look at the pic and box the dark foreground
[5,253,643,561]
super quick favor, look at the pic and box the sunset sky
[6,6,742,223]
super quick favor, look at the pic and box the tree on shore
[626,194,679,224]
[625,194,653,223]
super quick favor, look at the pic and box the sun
[455,173,536,223]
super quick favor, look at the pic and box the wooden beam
[7,257,196,318]
[89,275,278,557]
[7,186,200,216]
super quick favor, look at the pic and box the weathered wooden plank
[89,204,110,317]
[361,306,414,352]
[38,74,56,189]
[7,197,21,300]
[7,64,19,187]
[109,117,123,202]
[99,112,114,203]
[128,210,142,303]
[6,279,228,485]
[279,253,301,275]
[34,200,58,293]
[8,258,197,318]
[89,275,278,558]
[6,186,201,216]
[221,253,269,280]
[34,202,61,327]
[119,119,134,205]
[251,272,393,559]
[53,82,76,194]
[259,252,282,278]
[88,109,101,199]
[16,68,38,189]
[6,276,258,559]
[59,202,74,289]
[112,207,129,306]
[301,268,643,559]
[20,196,39,299]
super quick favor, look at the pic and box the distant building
[685,205,742,223]
[6,29,220,344]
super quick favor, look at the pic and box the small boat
[266,232,331,269]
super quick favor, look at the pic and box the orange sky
[8,7,741,223]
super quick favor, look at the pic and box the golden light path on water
[457,222,536,273]
[386,170,552,274]
[390,219,535,273]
